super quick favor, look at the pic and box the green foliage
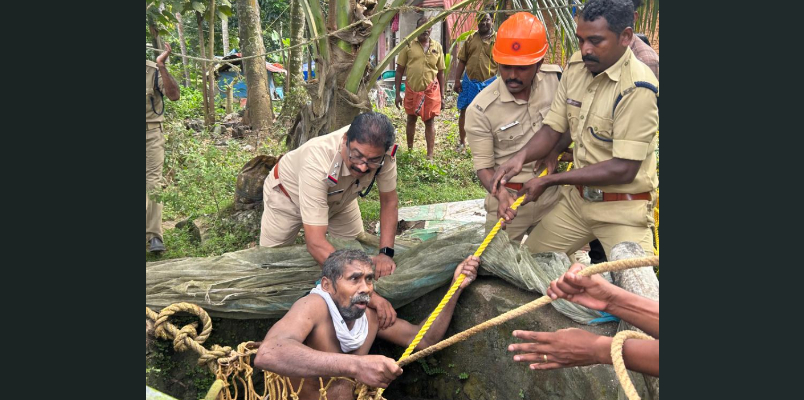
[161,129,255,219]
[418,359,447,376]
[165,86,206,120]
[459,372,469,380]
[519,388,525,398]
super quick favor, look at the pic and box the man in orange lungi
[394,16,446,160]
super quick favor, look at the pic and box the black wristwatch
[379,247,395,259]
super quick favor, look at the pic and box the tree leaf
[217,10,228,22]
[217,5,232,17]
[192,1,205,14]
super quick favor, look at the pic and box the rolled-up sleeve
[465,105,495,170]
[612,88,659,161]
[298,147,330,226]
[377,156,397,192]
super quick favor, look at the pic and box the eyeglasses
[347,144,385,169]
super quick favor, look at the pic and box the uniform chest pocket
[567,104,581,140]
[327,188,346,205]
[586,113,615,147]
[494,122,526,151]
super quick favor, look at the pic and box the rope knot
[198,344,233,369]
[172,322,199,351]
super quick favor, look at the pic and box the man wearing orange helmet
[490,0,659,259]
[464,12,564,246]
[394,16,446,160]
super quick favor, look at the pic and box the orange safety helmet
[492,12,549,65]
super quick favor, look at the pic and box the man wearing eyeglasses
[260,112,401,329]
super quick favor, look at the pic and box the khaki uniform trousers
[259,169,365,247]
[146,123,165,242]
[524,185,656,259]
[485,185,561,247]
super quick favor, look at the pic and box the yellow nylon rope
[375,195,527,398]
[377,155,560,398]
[652,190,659,256]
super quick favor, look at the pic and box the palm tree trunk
[237,0,274,132]
[196,11,211,127]
[206,0,217,126]
[288,0,306,93]
[176,12,191,87]
[221,16,229,53]
[223,12,233,114]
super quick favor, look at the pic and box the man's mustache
[505,78,523,86]
[582,55,599,63]
[351,293,371,305]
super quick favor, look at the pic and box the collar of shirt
[335,139,353,178]
[477,31,496,44]
[569,47,633,83]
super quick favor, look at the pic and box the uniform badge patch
[567,98,582,107]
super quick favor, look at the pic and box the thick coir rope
[611,330,656,400]
[147,254,657,399]
[146,303,382,400]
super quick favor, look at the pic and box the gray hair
[321,249,375,289]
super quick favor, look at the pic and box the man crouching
[254,249,479,399]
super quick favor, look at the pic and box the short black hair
[346,112,395,151]
[322,249,374,289]
[477,12,492,23]
[417,16,430,27]
[581,0,634,36]
[632,0,643,9]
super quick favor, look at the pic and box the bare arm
[515,157,642,205]
[376,189,398,255]
[490,124,563,196]
[378,256,479,350]
[476,167,516,225]
[453,60,467,93]
[394,64,406,109]
[510,328,659,377]
[302,224,336,266]
[548,264,659,338]
[437,69,445,99]
[155,43,180,101]
[254,296,359,378]
[255,295,403,387]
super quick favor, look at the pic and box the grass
[147,97,488,262]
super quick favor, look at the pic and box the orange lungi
[403,80,441,121]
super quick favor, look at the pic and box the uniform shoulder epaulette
[567,51,584,65]
[471,80,501,112]
[540,63,563,73]
[386,143,398,158]
[612,53,659,117]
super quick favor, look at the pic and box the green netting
[147,218,606,324]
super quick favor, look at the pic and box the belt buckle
[583,186,604,202]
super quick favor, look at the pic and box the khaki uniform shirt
[457,32,498,82]
[145,60,166,123]
[276,126,398,226]
[397,40,446,92]
[465,64,562,183]
[543,48,659,194]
